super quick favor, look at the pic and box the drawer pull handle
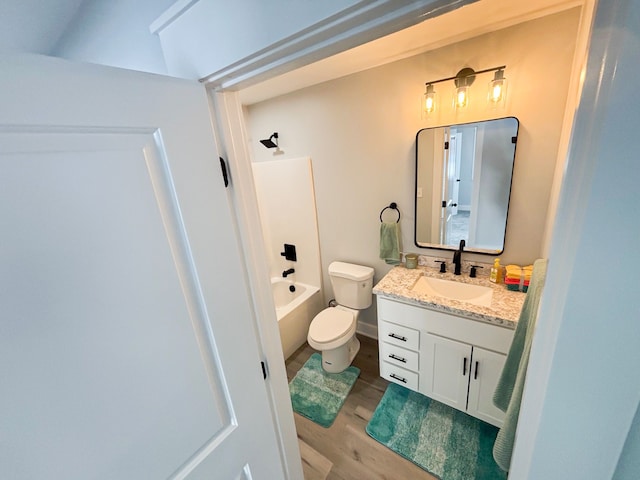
[474,361,479,380]
[389,354,407,363]
[388,333,407,342]
[463,357,468,376]
[390,373,407,383]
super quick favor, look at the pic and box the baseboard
[356,321,378,340]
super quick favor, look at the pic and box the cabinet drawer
[378,320,419,351]
[381,361,419,391]
[380,342,419,372]
[377,297,514,354]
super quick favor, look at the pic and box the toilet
[308,261,375,373]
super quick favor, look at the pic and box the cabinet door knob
[474,361,479,380]
[463,357,468,376]
[388,333,407,342]
[390,373,407,383]
[389,354,407,363]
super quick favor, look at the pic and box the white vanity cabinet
[377,297,514,428]
[422,333,508,427]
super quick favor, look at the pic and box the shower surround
[252,157,323,358]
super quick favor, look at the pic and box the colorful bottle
[490,258,502,283]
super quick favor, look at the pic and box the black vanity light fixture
[424,65,507,115]
[259,132,279,149]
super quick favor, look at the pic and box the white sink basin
[411,276,493,307]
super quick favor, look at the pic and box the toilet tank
[328,261,375,309]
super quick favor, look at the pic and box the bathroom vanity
[373,266,525,427]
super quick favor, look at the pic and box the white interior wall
[52,0,175,75]
[474,121,515,249]
[246,9,581,329]
[252,157,322,288]
[416,129,436,243]
[0,0,84,54]
[457,128,475,209]
[614,402,640,478]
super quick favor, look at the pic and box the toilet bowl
[307,261,374,373]
[308,305,361,373]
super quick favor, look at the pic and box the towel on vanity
[492,258,548,472]
[379,222,401,265]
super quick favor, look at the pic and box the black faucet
[452,240,465,275]
[282,268,295,278]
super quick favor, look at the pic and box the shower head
[260,132,279,149]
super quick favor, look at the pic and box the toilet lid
[309,308,354,344]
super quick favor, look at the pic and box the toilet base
[320,335,360,373]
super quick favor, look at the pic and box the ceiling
[0,0,85,54]
[239,0,582,105]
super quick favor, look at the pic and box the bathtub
[270,278,323,359]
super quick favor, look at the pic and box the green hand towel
[492,258,548,472]
[379,222,401,265]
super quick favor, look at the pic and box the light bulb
[490,82,503,102]
[424,84,436,114]
[488,69,507,106]
[455,86,469,109]
[425,95,435,112]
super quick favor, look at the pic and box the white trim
[149,0,200,35]
[201,0,476,90]
[356,321,378,340]
[210,90,304,480]
[540,0,596,257]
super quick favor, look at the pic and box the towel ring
[380,202,400,223]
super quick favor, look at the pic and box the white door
[421,333,470,411]
[447,133,462,218]
[467,347,507,428]
[443,133,462,244]
[0,55,285,479]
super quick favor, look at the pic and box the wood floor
[285,335,437,480]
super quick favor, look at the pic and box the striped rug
[366,383,506,480]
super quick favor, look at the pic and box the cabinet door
[467,347,507,427]
[422,333,471,412]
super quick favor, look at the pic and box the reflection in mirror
[415,117,518,254]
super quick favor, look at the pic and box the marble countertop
[373,265,526,329]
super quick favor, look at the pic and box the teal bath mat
[366,383,506,480]
[289,353,360,428]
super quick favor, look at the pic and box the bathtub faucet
[282,268,295,278]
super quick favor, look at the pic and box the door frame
[201,5,489,477]
[197,0,601,476]
[209,91,303,479]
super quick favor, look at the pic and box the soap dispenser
[490,258,502,283]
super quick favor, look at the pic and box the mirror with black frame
[415,117,519,254]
